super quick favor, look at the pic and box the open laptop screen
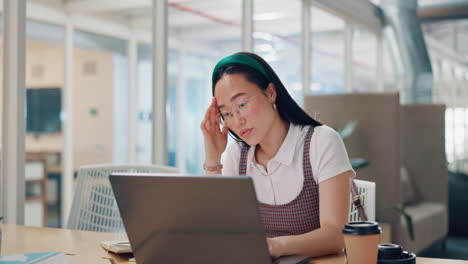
[110,174,272,264]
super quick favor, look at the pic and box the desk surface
[1,224,467,264]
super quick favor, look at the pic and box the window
[310,6,345,94]
[254,0,302,104]
[167,0,242,173]
[352,27,377,92]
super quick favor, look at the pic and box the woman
[200,52,354,258]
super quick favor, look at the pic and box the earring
[273,103,277,111]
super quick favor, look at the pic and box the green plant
[338,121,415,241]
[338,120,358,140]
[338,120,370,171]
[0,216,3,222]
[337,120,370,171]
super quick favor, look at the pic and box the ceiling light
[254,12,285,21]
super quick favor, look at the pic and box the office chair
[67,164,179,233]
[349,179,376,222]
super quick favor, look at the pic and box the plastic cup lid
[342,221,382,235]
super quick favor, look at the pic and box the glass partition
[24,20,65,227]
[168,1,241,173]
[310,5,345,94]
[352,27,377,92]
[254,0,302,104]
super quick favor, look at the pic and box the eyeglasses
[217,96,252,126]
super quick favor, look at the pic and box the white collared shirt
[222,124,355,205]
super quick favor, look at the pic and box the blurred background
[0,0,467,260]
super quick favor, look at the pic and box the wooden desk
[1,224,130,264]
[1,224,467,264]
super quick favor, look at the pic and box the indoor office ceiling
[418,0,468,60]
[418,0,468,20]
[423,19,468,60]
[30,0,347,41]
[418,0,468,5]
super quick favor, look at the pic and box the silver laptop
[109,173,311,264]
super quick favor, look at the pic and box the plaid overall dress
[238,126,320,237]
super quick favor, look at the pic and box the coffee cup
[343,221,382,264]
[377,243,416,263]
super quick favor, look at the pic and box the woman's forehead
[214,73,259,101]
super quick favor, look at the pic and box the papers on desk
[0,252,67,264]
[99,240,132,254]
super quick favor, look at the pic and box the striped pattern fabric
[239,126,320,237]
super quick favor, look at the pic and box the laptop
[109,173,311,264]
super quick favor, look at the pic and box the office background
[0,0,467,259]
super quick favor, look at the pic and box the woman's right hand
[200,97,229,164]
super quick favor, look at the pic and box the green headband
[212,53,269,83]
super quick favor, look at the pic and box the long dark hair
[212,52,321,143]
